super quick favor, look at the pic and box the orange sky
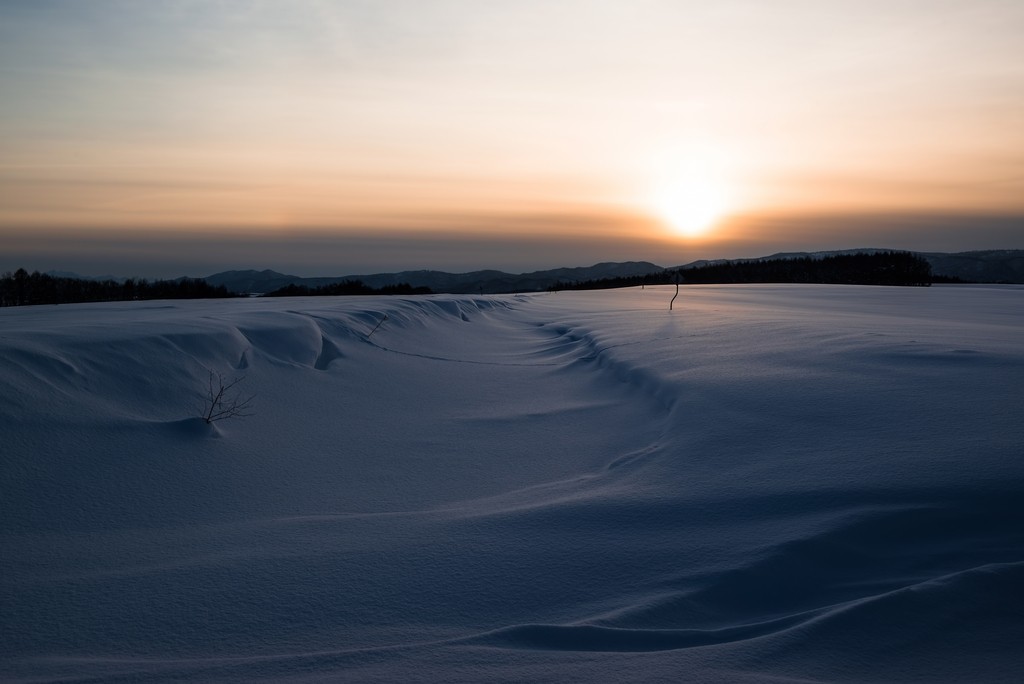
[1,1,1022,276]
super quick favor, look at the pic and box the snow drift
[1,284,1022,682]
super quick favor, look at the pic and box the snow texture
[2,284,1023,682]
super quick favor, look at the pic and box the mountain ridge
[203,261,665,294]
[198,250,1024,294]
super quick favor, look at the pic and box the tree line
[549,251,933,291]
[0,269,233,307]
[263,280,433,297]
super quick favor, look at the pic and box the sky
[1,0,1022,278]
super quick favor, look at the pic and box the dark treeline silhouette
[929,273,966,284]
[679,251,932,285]
[550,252,932,291]
[263,280,433,297]
[0,269,233,307]
[547,272,671,292]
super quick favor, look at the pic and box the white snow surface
[2,284,1023,683]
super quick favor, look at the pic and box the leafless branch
[199,370,255,423]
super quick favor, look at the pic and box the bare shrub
[199,370,255,423]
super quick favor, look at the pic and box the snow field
[1,284,1022,682]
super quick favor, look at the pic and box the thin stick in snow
[367,313,388,339]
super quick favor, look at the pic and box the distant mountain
[918,250,1024,283]
[203,262,665,295]
[350,262,666,294]
[200,250,1024,295]
[202,269,342,294]
[45,270,129,283]
[671,248,894,271]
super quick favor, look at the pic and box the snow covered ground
[2,284,1022,683]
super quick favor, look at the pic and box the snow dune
[1,284,1022,682]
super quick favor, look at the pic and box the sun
[653,177,728,237]
[648,151,732,238]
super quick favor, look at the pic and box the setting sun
[653,175,729,238]
[650,155,732,238]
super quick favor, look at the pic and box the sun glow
[649,150,733,238]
